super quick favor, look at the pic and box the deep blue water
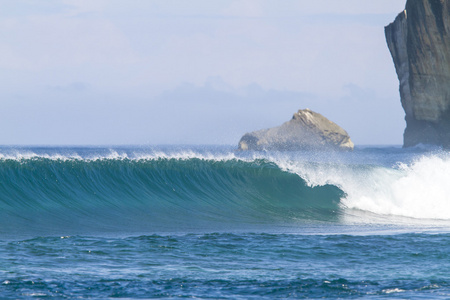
[0,145,449,298]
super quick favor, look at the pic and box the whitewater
[0,145,449,298]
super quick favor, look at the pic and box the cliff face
[237,109,354,151]
[385,0,450,147]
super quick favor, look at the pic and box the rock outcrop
[237,109,354,151]
[385,0,450,147]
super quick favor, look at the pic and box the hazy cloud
[0,1,407,145]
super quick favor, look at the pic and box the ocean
[0,145,449,298]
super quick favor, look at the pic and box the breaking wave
[0,147,449,235]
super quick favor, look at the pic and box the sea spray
[263,151,450,220]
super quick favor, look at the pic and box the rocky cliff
[237,109,354,151]
[385,0,450,147]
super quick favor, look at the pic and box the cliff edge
[385,0,450,147]
[237,109,354,151]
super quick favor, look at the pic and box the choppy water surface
[0,145,449,298]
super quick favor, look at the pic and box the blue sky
[1,0,406,145]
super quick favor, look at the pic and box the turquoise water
[0,146,449,298]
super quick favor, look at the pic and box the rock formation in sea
[237,109,354,151]
[385,0,450,148]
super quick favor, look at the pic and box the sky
[0,0,407,145]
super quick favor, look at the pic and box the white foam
[0,150,83,162]
[131,150,238,162]
[0,148,245,163]
[287,153,450,220]
[382,288,405,294]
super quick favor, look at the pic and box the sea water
[0,145,449,298]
